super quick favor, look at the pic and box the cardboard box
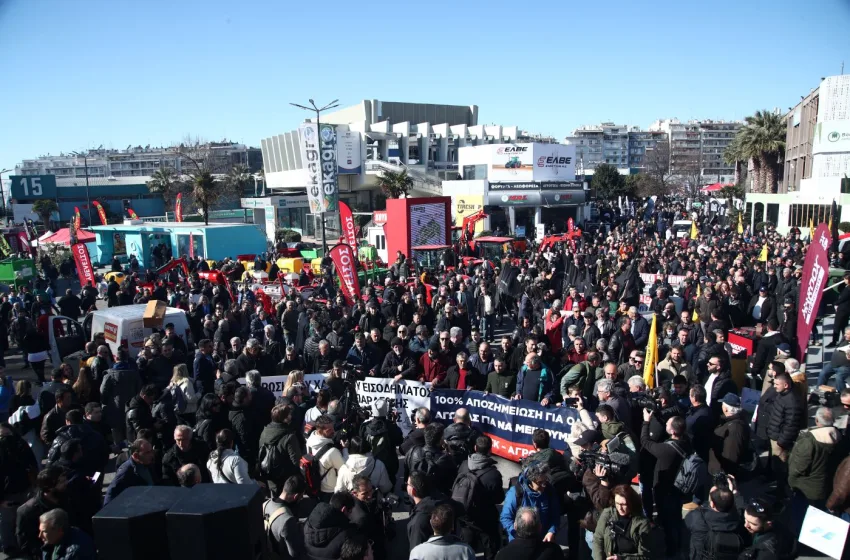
[143,300,167,328]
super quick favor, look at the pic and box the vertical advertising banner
[798,223,831,360]
[73,207,81,231]
[337,130,362,174]
[298,123,324,214]
[328,243,361,306]
[92,201,108,226]
[175,193,183,223]
[319,123,340,213]
[127,208,139,220]
[339,201,357,248]
[71,242,95,288]
[0,235,11,257]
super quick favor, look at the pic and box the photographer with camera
[592,484,651,560]
[348,475,389,560]
[684,477,745,560]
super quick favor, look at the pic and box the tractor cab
[470,236,513,263]
[412,245,451,270]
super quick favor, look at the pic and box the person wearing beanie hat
[419,342,449,384]
[381,335,418,382]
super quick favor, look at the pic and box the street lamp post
[69,151,92,226]
[289,99,339,254]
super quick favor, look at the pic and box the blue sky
[1,0,849,176]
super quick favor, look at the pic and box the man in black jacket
[46,409,109,477]
[751,318,784,387]
[303,492,355,560]
[443,409,480,466]
[641,411,690,556]
[16,466,67,558]
[162,425,210,485]
[125,384,158,443]
[400,407,430,458]
[406,470,450,551]
[406,424,457,495]
[348,476,387,560]
[57,289,82,319]
[40,386,74,447]
[766,371,803,499]
[829,272,850,347]
[684,485,743,560]
[454,436,504,560]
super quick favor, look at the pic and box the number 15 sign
[9,175,57,201]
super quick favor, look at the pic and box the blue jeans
[480,315,495,341]
[817,363,850,389]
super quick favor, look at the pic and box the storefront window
[176,234,205,258]
[766,204,779,227]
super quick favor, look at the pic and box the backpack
[257,435,291,482]
[299,443,334,496]
[408,447,441,478]
[696,510,745,560]
[450,469,485,515]
[365,421,393,464]
[263,499,291,560]
[168,385,187,414]
[667,441,707,495]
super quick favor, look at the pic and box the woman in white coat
[207,429,253,484]
[169,364,200,424]
[334,435,393,496]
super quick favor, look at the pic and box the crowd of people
[0,197,847,560]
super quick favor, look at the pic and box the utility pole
[290,99,339,254]
[0,168,11,219]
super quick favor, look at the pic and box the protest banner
[237,373,328,395]
[431,389,579,462]
[355,379,431,435]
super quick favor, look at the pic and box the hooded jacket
[359,415,403,477]
[708,411,750,476]
[305,432,345,494]
[499,473,561,541]
[684,505,742,560]
[303,502,354,560]
[789,425,844,501]
[456,453,503,528]
[334,453,393,495]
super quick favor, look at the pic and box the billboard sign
[409,202,447,247]
[319,124,340,212]
[9,175,57,201]
[488,144,576,183]
[454,195,484,232]
[813,121,850,154]
[337,131,362,174]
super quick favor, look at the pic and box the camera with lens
[630,389,680,420]
[571,448,626,478]
[378,493,399,539]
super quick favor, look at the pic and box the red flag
[175,193,183,222]
[71,242,96,288]
[328,243,361,306]
[92,201,107,226]
[189,234,194,258]
[73,207,81,231]
[127,208,139,220]
[339,201,357,249]
[797,223,831,360]
[567,217,575,233]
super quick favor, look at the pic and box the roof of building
[57,176,152,187]
[90,222,244,231]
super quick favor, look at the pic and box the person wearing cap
[747,284,776,326]
[578,310,601,349]
[708,392,751,478]
[751,317,785,387]
[381,337,418,382]
[778,297,797,350]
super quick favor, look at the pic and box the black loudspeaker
[92,485,189,560]
[166,483,265,560]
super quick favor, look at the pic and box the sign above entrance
[489,181,583,191]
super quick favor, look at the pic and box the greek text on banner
[430,389,578,462]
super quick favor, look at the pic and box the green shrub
[276,228,302,243]
[755,221,774,232]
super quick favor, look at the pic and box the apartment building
[563,123,666,173]
[648,118,743,185]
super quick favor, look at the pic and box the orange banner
[175,193,183,222]
[92,201,107,226]
[73,207,81,230]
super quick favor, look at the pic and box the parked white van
[47,304,191,365]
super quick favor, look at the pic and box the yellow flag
[643,314,658,389]
[737,213,743,234]
[809,219,815,240]
[692,284,701,323]
[759,243,768,262]
[690,220,699,240]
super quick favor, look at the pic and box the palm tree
[723,135,746,186]
[147,167,179,205]
[733,110,786,193]
[377,169,413,198]
[189,170,220,225]
[225,164,253,197]
[32,199,59,228]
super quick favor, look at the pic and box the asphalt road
[2,306,836,559]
